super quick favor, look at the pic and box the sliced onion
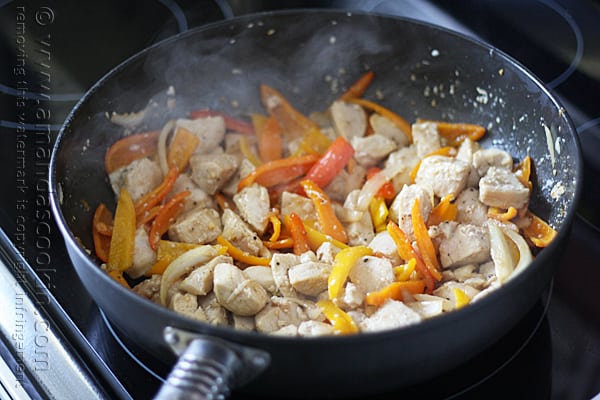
[502,228,533,281]
[159,244,224,306]
[487,220,514,284]
[355,162,403,211]
[157,119,175,175]
[110,108,147,129]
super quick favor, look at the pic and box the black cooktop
[1,1,599,399]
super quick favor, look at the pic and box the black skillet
[49,10,581,399]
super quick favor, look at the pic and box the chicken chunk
[472,148,513,176]
[348,256,394,294]
[221,209,269,257]
[168,174,215,213]
[221,158,256,197]
[343,190,375,246]
[255,296,307,333]
[455,138,481,187]
[298,321,336,337]
[369,113,410,147]
[198,292,228,326]
[330,100,367,139]
[288,261,332,297]
[176,116,225,154]
[132,274,161,303]
[415,155,470,198]
[389,184,433,239]
[189,152,239,195]
[455,188,488,226]
[280,191,317,222]
[437,222,491,269]
[243,266,276,293]
[168,208,222,244]
[367,231,402,265]
[351,134,398,168]
[411,121,441,158]
[169,292,208,322]
[337,282,364,310]
[270,253,300,298]
[213,262,269,316]
[360,300,422,332]
[324,164,367,203]
[479,167,530,209]
[385,145,420,191]
[179,255,233,296]
[128,226,157,279]
[109,158,163,202]
[233,184,271,234]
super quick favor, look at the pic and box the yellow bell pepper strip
[348,97,412,142]
[453,287,470,309]
[304,221,349,251]
[189,109,255,135]
[267,212,282,242]
[522,211,557,248]
[304,136,355,188]
[412,198,442,281]
[427,194,458,226]
[239,135,263,167]
[216,236,271,266]
[258,115,283,163]
[369,196,389,233]
[409,146,458,184]
[107,188,136,272]
[366,167,395,200]
[108,269,130,288]
[488,206,518,222]
[263,237,294,250]
[365,280,426,307]
[134,166,179,220]
[104,130,161,174]
[287,212,312,255]
[393,258,417,281]
[148,190,190,250]
[328,245,373,299]
[237,154,320,191]
[167,126,200,171]
[300,179,348,244]
[339,70,374,101]
[317,300,359,334]
[417,119,485,147]
[92,203,113,263]
[145,240,199,276]
[386,221,435,294]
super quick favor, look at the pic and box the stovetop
[0,1,599,399]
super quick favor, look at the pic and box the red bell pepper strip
[134,166,179,220]
[304,136,355,188]
[300,179,348,244]
[366,167,395,200]
[148,190,190,250]
[167,126,200,171]
[348,98,412,142]
[237,154,320,191]
[104,130,161,174]
[287,212,311,255]
[189,109,255,135]
[339,71,374,101]
[92,203,113,263]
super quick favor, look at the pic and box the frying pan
[49,10,581,399]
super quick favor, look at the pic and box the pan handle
[154,327,270,400]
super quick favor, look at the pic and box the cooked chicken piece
[169,292,208,322]
[109,158,163,202]
[415,155,470,198]
[298,320,336,337]
[335,282,364,310]
[232,315,256,331]
[385,146,420,191]
[128,226,156,279]
[479,166,530,209]
[213,262,269,316]
[272,325,299,336]
[348,256,394,294]
[221,158,256,197]
[437,222,491,269]
[243,266,276,293]
[221,209,270,257]
[478,261,497,284]
[452,264,477,282]
[280,191,317,222]
[132,274,161,303]
[369,113,410,147]
[324,164,367,203]
[198,292,229,326]
[360,300,422,332]
[472,148,513,176]
[343,190,375,246]
[255,296,307,333]
[233,184,271,234]
[389,184,433,239]
[330,100,367,139]
[456,138,481,188]
[456,188,488,226]
[168,208,222,244]
[288,261,332,297]
[368,231,403,265]
[168,174,215,213]
[316,241,340,264]
[176,116,225,154]
[411,121,441,158]
[179,255,233,296]
[270,253,300,298]
[189,152,239,195]
[351,134,398,168]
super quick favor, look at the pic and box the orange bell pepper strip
[304,136,355,188]
[263,237,294,250]
[488,206,518,222]
[167,126,200,171]
[104,130,161,174]
[366,167,395,200]
[258,115,283,163]
[107,188,137,272]
[287,212,311,255]
[148,190,190,250]
[108,269,130,288]
[339,70,374,101]
[328,245,373,299]
[136,205,162,227]
[260,84,319,139]
[412,199,442,281]
[134,166,179,220]
[386,221,435,293]
[514,156,532,189]
[189,109,255,135]
[522,211,557,248]
[300,179,348,243]
[92,203,113,263]
[365,280,426,307]
[216,236,271,266]
[317,299,359,334]
[427,194,458,226]
[267,212,282,242]
[348,97,412,142]
[418,120,485,147]
[237,154,320,191]
[145,240,200,276]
